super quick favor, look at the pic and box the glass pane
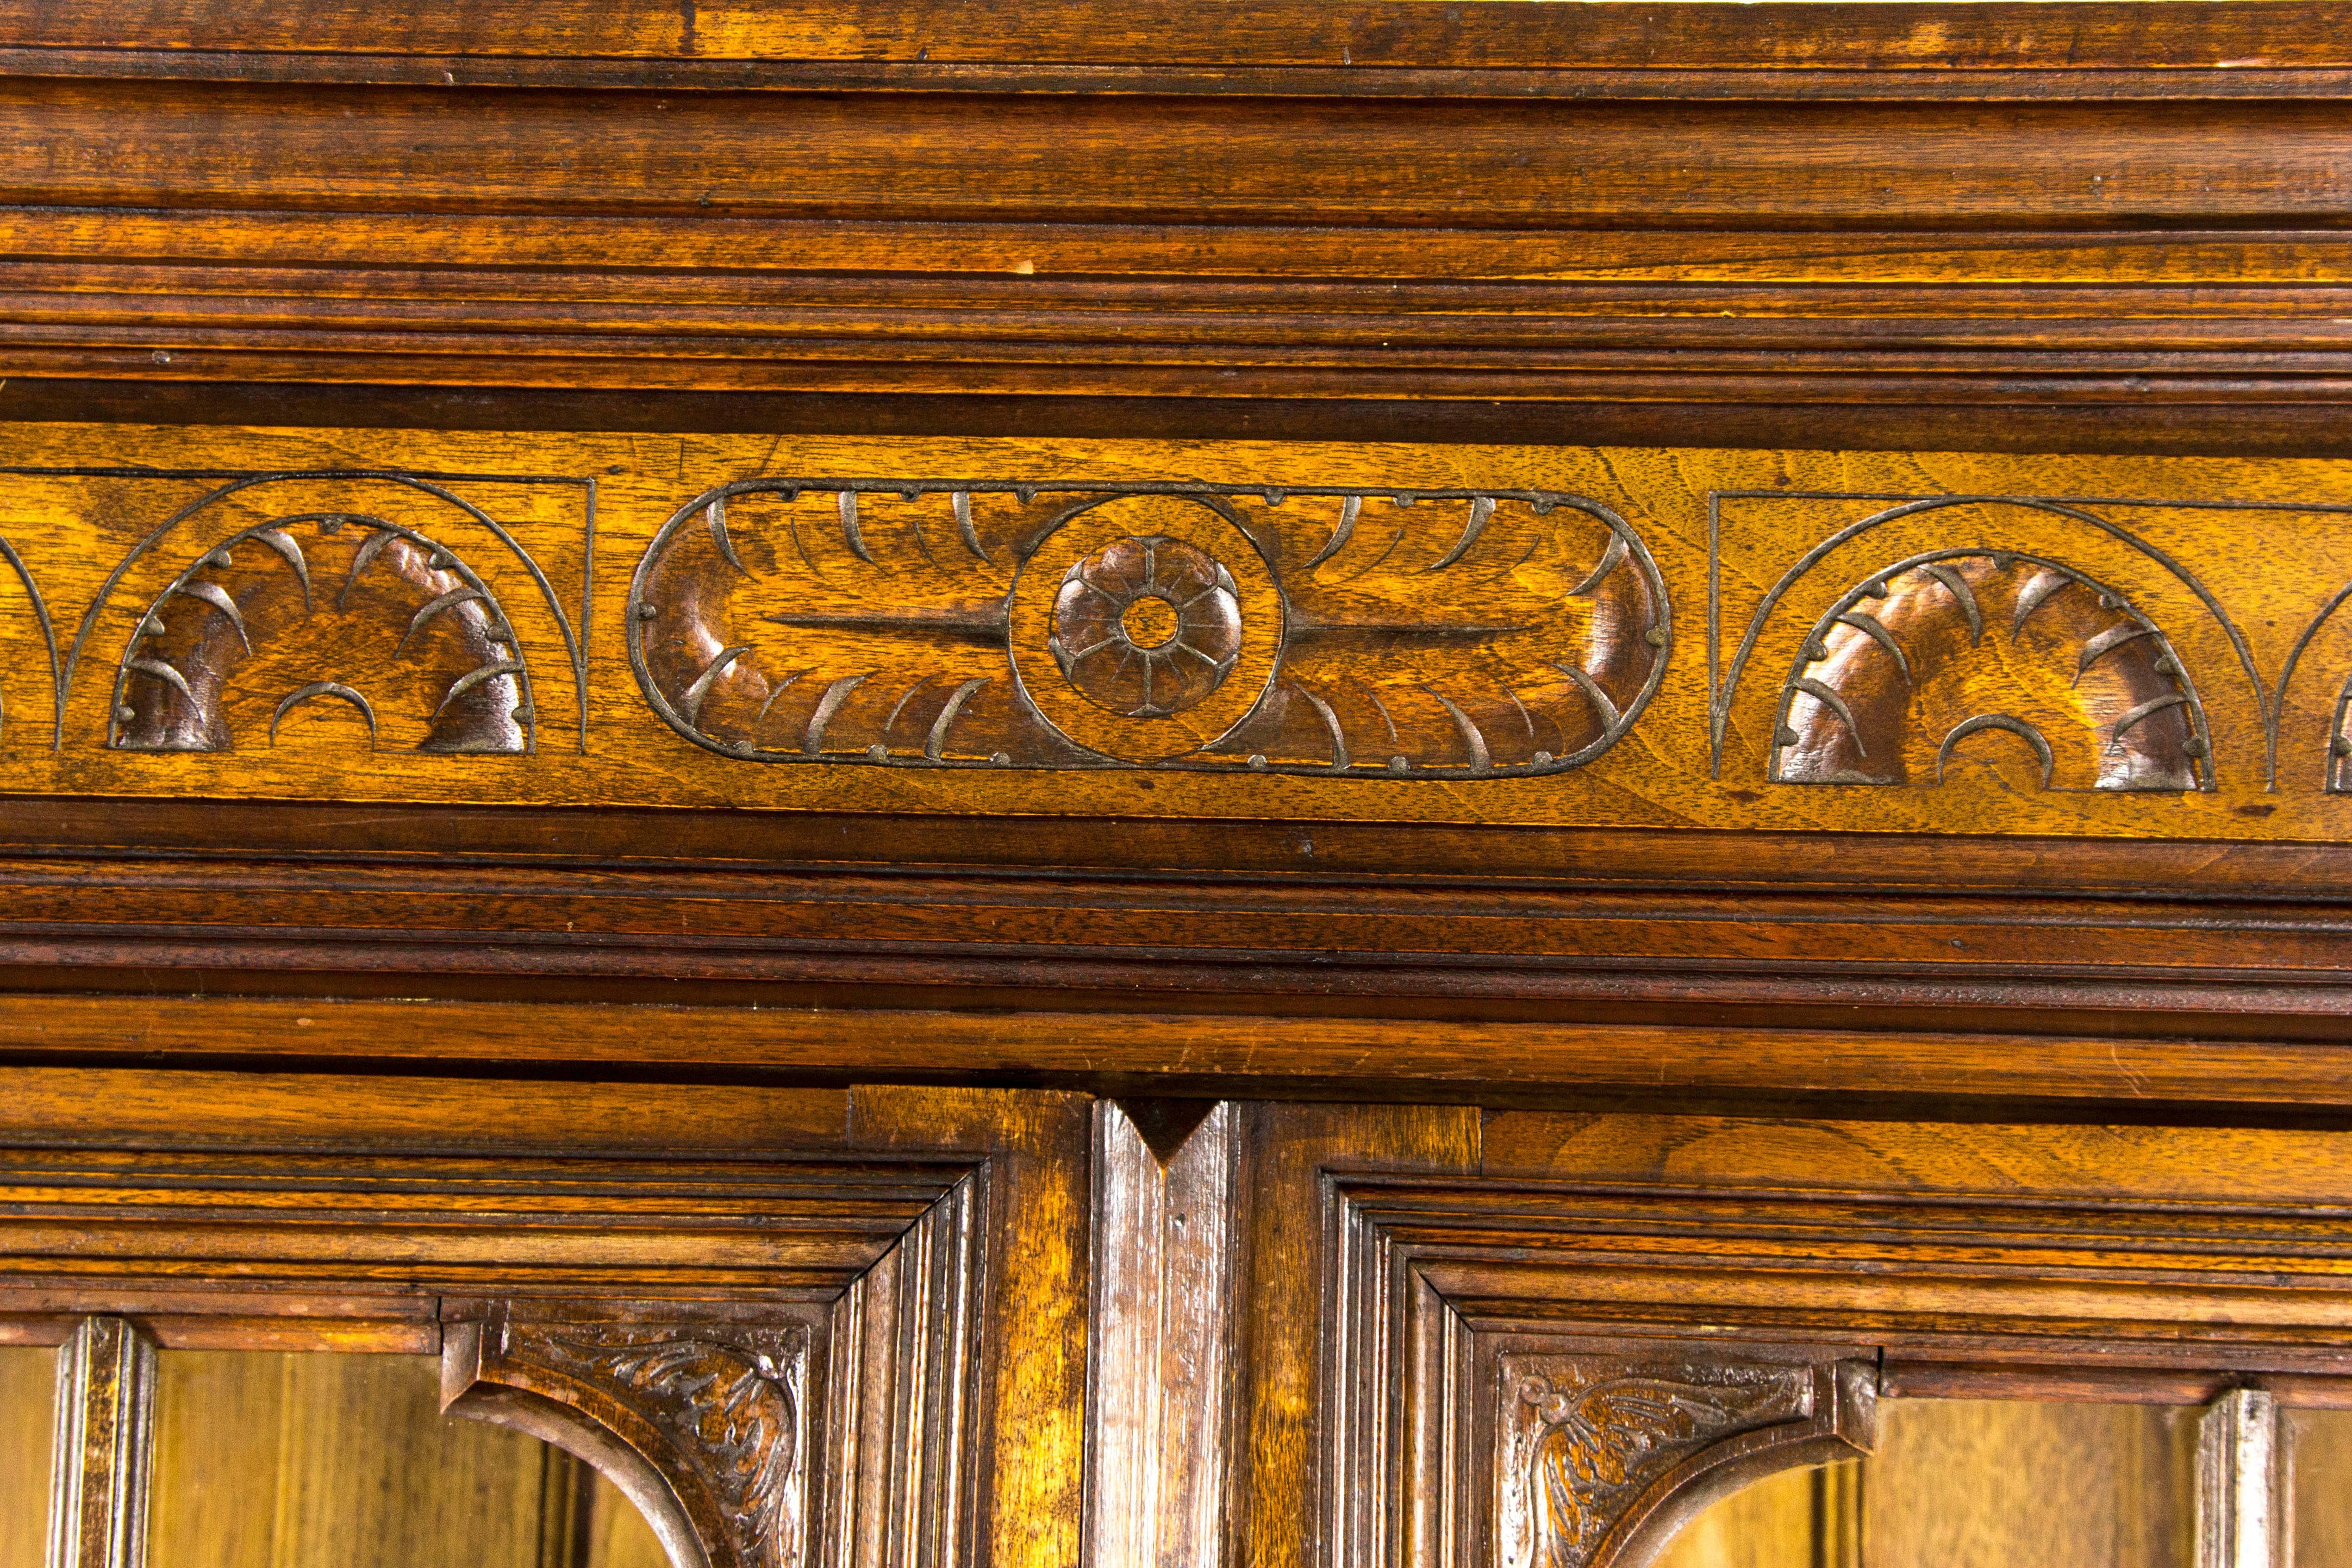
[2290,1406,2352,1568]
[0,1345,56,1568]
[1656,1399,2195,1568]
[1653,1463,1853,1568]
[150,1350,666,1568]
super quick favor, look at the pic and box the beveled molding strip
[2,0,2342,73]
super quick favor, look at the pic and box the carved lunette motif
[1497,1355,1874,1568]
[1712,491,2267,788]
[628,480,1670,777]
[445,1313,809,1568]
[110,512,533,754]
[1772,550,2211,791]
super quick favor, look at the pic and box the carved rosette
[1497,1355,1872,1568]
[1049,535,1243,719]
[627,480,1669,777]
[449,1317,808,1568]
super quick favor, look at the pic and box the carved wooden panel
[1325,1126,2352,1568]
[449,1310,814,1568]
[1495,1352,1869,1568]
[0,1111,1011,1568]
[630,481,1665,777]
[0,427,2347,842]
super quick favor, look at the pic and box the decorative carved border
[627,479,1670,779]
[0,1135,992,1568]
[1326,1169,2352,1568]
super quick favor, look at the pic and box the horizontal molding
[8,212,2346,285]
[4,993,2352,1111]
[6,381,2351,459]
[0,836,2345,1031]
[19,347,2352,404]
[0,798,2342,896]
[5,51,2352,102]
[0,1,2343,73]
[1,87,2345,227]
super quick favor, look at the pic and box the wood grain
[146,1351,665,1568]
[2287,1407,2352,1568]
[1648,1463,1831,1568]
[1861,1401,2191,1568]
[0,1346,51,1568]
[847,1087,1092,1568]
[0,1,2345,72]
[1233,1105,1479,1568]
[0,424,2345,844]
[47,1317,156,1568]
[9,994,2352,1112]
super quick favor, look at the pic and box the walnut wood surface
[0,1078,1090,1568]
[0,4,2342,414]
[47,1318,155,1568]
[147,1352,605,1568]
[0,424,2345,845]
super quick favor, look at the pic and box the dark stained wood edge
[0,1,2344,73]
[7,996,2348,1117]
[8,382,2351,460]
[1881,1362,2352,1409]
[5,50,2350,100]
[0,796,2346,897]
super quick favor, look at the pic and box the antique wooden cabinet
[1,3,2351,1565]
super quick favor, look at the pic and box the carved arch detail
[108,512,534,754]
[1713,492,2263,786]
[444,1310,811,1568]
[1498,1354,1875,1568]
[0,530,59,748]
[1769,550,2212,791]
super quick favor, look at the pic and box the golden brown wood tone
[1,5,2349,1567]
[1,1347,54,1567]
[0,2,2344,420]
[0,423,2344,841]
[0,1072,1091,1568]
[145,1352,655,1568]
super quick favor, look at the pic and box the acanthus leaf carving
[449,1313,809,1568]
[1495,1353,1875,1568]
[1505,1362,1808,1568]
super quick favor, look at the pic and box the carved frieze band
[14,461,2352,798]
[112,511,534,755]
[627,481,1670,778]
[1770,551,2210,791]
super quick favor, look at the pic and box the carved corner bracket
[443,1308,813,1568]
[433,1159,985,1568]
[1497,1350,1875,1568]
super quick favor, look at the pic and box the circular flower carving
[1049,535,1243,719]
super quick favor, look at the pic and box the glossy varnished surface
[0,424,2346,844]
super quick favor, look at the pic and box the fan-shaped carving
[1771,552,2210,791]
[108,512,532,753]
